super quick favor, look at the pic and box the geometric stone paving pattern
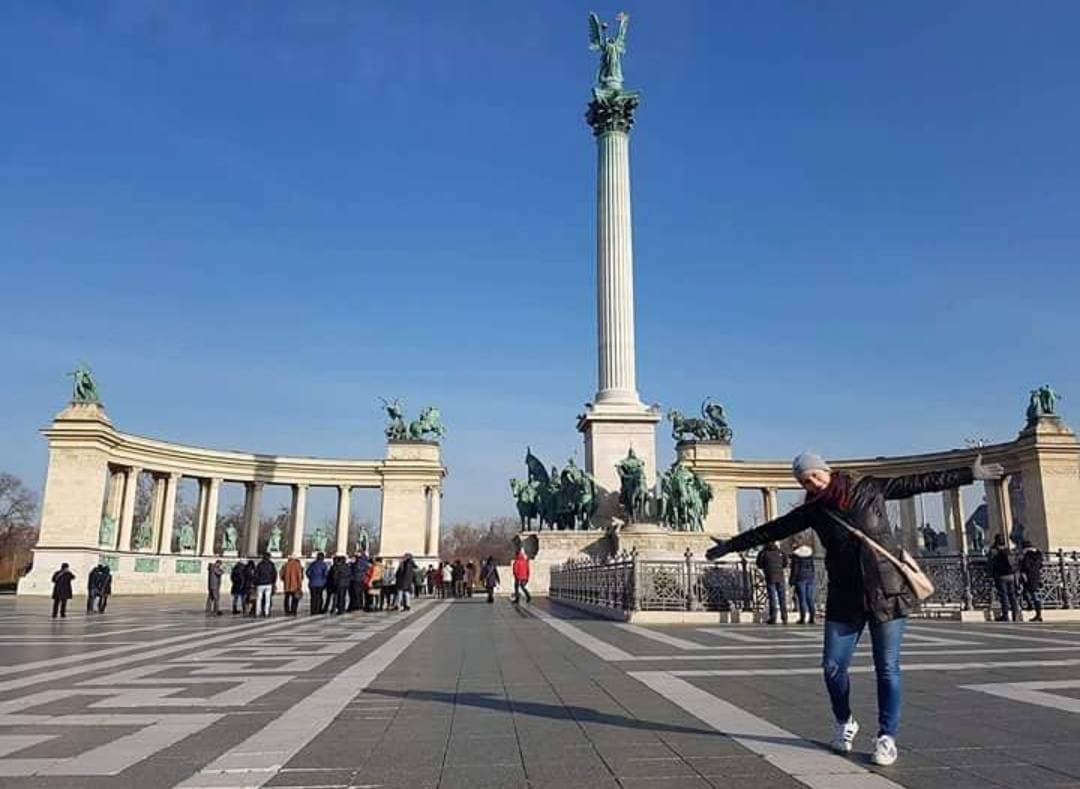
[1,595,1079,788]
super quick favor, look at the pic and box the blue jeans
[823,616,906,737]
[794,581,815,620]
[766,582,787,623]
[995,577,1021,621]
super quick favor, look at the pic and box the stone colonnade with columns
[677,414,1080,553]
[17,402,445,595]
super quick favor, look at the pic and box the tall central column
[595,126,638,405]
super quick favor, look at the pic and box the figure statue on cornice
[381,398,408,440]
[668,398,733,443]
[1026,384,1063,426]
[381,399,446,442]
[588,11,629,92]
[67,364,101,405]
[222,524,239,553]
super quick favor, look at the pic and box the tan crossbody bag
[824,510,935,601]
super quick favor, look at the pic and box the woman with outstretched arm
[706,452,1004,766]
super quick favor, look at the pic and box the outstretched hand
[972,453,1005,481]
[705,538,730,561]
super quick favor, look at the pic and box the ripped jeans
[822,616,906,737]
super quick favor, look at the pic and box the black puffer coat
[718,468,972,623]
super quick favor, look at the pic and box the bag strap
[822,509,912,575]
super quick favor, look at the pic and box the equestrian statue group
[510,450,599,532]
[381,398,447,442]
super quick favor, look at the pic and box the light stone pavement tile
[961,679,1080,714]
[628,671,905,789]
[175,602,450,789]
[616,623,712,650]
[667,658,1080,677]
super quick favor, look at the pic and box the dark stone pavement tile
[686,754,775,776]
[438,763,527,788]
[965,763,1080,788]
[874,766,1009,789]
[617,777,715,789]
[265,768,356,786]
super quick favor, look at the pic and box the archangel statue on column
[588,12,629,92]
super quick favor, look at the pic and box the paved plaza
[1,597,1080,788]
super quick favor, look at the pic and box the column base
[577,401,661,528]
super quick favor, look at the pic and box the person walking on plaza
[480,556,500,603]
[254,553,277,617]
[94,564,112,613]
[706,451,1004,767]
[50,562,75,619]
[230,560,246,614]
[206,559,224,616]
[989,534,1023,622]
[757,541,789,624]
[789,541,817,625]
[280,555,303,616]
[305,552,328,615]
[465,561,477,598]
[1019,540,1044,622]
[511,549,532,604]
[395,553,417,611]
[86,564,106,614]
[331,555,350,615]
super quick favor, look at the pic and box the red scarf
[809,472,851,510]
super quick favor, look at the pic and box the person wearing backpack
[707,452,1003,767]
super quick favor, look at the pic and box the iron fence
[549,549,1080,617]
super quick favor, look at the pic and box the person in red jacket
[511,549,531,604]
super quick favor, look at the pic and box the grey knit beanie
[792,452,830,479]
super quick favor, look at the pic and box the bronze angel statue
[588,11,629,91]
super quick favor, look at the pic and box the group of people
[989,534,1045,622]
[754,540,817,625]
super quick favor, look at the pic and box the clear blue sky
[2,2,1078,525]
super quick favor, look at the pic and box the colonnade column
[290,484,307,558]
[762,488,778,522]
[336,485,351,556]
[157,473,179,554]
[103,469,125,546]
[424,486,441,557]
[202,478,221,555]
[942,488,967,554]
[244,482,263,556]
[984,477,1013,544]
[117,466,142,551]
[899,498,919,554]
[146,475,165,553]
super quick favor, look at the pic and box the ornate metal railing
[549,549,1080,617]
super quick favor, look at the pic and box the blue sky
[2,2,1078,525]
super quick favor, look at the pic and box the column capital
[209,477,223,488]
[338,483,351,493]
[586,88,640,135]
[294,482,309,490]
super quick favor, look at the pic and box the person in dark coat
[305,552,328,615]
[348,555,365,612]
[86,565,103,614]
[230,561,247,614]
[243,560,258,617]
[707,451,1003,767]
[789,542,817,624]
[254,553,277,617]
[1019,540,1044,622]
[395,554,417,611]
[756,542,789,624]
[206,560,224,616]
[331,555,350,615]
[480,556,500,603]
[989,534,1022,622]
[51,562,75,618]
[95,565,112,613]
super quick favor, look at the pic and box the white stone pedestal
[577,402,661,527]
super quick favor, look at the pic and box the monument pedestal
[577,402,661,527]
[610,522,716,560]
[676,440,738,538]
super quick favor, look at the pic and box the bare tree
[0,473,39,582]
[439,516,516,567]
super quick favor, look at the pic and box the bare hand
[972,453,1005,481]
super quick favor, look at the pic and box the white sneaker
[831,717,859,753]
[872,734,898,766]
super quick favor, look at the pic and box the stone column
[335,485,351,556]
[118,466,141,551]
[942,488,967,554]
[985,477,1013,545]
[899,497,919,554]
[144,474,165,553]
[291,484,307,557]
[244,482,263,557]
[424,486,441,557]
[157,473,179,553]
[763,488,778,522]
[202,478,221,555]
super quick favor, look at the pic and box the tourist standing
[305,552,328,615]
[280,555,303,616]
[789,542,817,624]
[706,452,1003,767]
[380,557,397,611]
[756,541,789,625]
[331,555,350,614]
[1019,540,1044,622]
[50,562,75,619]
[464,561,477,597]
[86,564,104,614]
[243,560,258,616]
[362,555,377,610]
[349,553,367,612]
[452,560,465,598]
[989,534,1022,622]
[95,564,112,613]
[440,562,451,598]
[206,559,224,616]
[426,564,436,596]
[395,553,417,611]
[480,556,500,603]
[230,561,247,614]
[511,549,532,604]
[254,553,277,617]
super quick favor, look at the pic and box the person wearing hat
[707,451,1004,767]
